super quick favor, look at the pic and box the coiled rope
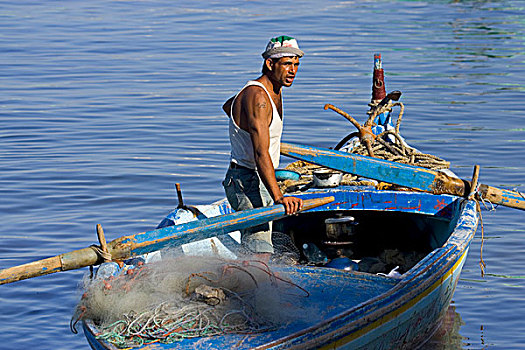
[327,102,450,170]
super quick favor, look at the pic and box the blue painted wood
[0,197,332,285]
[83,187,479,350]
[109,197,332,258]
[292,186,460,219]
[115,202,287,257]
[160,187,461,225]
[281,142,439,192]
[280,142,525,211]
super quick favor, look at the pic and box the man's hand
[276,196,303,215]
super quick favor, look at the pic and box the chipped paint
[0,197,334,285]
[83,188,479,350]
[281,142,525,211]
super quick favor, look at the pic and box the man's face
[269,56,300,87]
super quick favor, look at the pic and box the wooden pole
[0,196,334,285]
[175,183,184,208]
[469,165,480,200]
[96,224,111,263]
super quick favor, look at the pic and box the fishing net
[270,231,301,265]
[72,253,309,349]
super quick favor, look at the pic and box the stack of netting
[74,256,308,348]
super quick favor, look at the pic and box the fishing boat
[78,54,489,349]
[82,185,478,349]
[1,54,521,349]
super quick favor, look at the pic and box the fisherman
[222,35,304,261]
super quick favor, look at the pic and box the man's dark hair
[261,58,280,74]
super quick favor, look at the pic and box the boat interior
[273,208,456,275]
[82,197,466,349]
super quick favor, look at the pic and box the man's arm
[243,89,302,215]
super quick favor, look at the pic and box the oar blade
[281,142,438,192]
[281,142,525,211]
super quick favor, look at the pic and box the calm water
[1,1,524,349]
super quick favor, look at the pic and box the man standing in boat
[222,35,303,260]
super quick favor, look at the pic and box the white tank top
[228,80,283,170]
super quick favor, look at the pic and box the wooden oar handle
[281,142,525,212]
[0,195,335,285]
[298,196,334,212]
[0,246,99,285]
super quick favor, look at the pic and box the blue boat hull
[83,187,478,349]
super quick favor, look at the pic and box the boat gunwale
[82,190,479,350]
[254,197,479,349]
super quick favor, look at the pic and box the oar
[281,142,525,211]
[0,196,334,285]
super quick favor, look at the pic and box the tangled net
[93,293,272,348]
[72,256,309,349]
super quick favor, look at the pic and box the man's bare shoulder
[240,85,270,109]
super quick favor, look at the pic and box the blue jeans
[222,167,274,254]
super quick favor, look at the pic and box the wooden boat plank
[291,187,460,218]
[281,142,525,211]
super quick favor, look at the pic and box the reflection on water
[429,304,492,350]
[426,305,466,350]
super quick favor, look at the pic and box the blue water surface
[0,1,524,349]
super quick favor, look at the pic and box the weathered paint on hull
[82,188,478,350]
[321,249,469,350]
[255,198,477,349]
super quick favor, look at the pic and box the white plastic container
[313,169,342,188]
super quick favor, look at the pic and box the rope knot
[90,244,112,263]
